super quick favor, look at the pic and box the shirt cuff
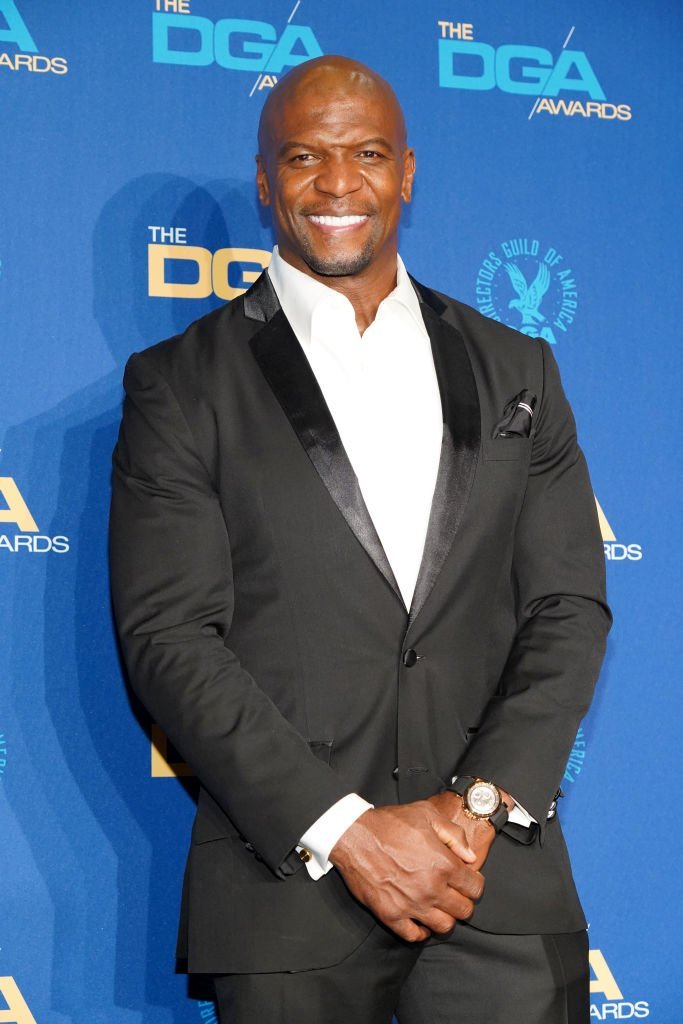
[507,798,537,827]
[297,793,373,880]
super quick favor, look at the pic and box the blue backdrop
[2,1,681,1021]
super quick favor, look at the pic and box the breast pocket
[483,437,533,462]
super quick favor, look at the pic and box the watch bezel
[463,778,502,820]
[447,775,509,832]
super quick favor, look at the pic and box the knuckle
[432,866,449,889]
[471,873,485,900]
[458,898,475,920]
[457,868,483,900]
[463,878,482,901]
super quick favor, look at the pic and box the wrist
[448,776,509,832]
[329,807,374,868]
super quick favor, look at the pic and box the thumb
[431,818,477,862]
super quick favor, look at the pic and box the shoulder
[417,281,542,366]
[118,293,264,471]
[414,280,547,389]
[412,280,552,414]
[129,295,252,383]
[120,285,274,421]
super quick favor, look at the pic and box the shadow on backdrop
[7,173,271,1024]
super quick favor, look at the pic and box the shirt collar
[267,245,427,348]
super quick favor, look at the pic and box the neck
[277,246,399,335]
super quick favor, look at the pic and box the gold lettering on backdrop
[148,245,271,300]
[588,950,624,1000]
[0,479,39,533]
[151,725,193,778]
[594,497,616,542]
[148,244,213,299]
[0,978,38,1024]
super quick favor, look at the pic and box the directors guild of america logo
[474,238,578,345]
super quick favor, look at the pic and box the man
[110,56,610,1023]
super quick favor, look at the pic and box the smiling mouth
[306,214,370,231]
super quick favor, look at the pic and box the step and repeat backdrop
[1,0,681,1021]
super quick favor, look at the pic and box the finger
[445,864,485,902]
[393,918,430,943]
[418,909,457,936]
[431,819,477,862]
[436,888,476,921]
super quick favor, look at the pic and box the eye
[290,153,317,164]
[358,150,383,160]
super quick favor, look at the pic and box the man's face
[256,81,415,279]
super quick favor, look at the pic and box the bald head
[258,56,407,158]
[254,54,415,287]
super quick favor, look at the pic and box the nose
[314,155,363,198]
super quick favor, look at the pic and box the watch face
[467,782,500,817]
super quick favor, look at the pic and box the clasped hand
[329,792,496,942]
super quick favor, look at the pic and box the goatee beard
[299,237,376,277]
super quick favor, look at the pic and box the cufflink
[298,847,312,863]
[546,788,563,820]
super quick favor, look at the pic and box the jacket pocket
[308,739,333,765]
[191,786,240,845]
[482,436,532,462]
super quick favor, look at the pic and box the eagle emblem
[503,261,551,333]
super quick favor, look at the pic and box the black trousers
[213,922,589,1023]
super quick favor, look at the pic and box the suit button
[402,648,418,667]
[392,767,399,778]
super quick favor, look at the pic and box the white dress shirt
[267,247,533,879]
[268,246,443,608]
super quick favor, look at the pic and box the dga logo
[0,977,38,1024]
[0,0,68,74]
[596,497,642,562]
[151,0,323,93]
[589,949,650,1019]
[564,726,586,785]
[475,238,577,343]
[147,225,270,301]
[0,477,69,553]
[437,21,631,121]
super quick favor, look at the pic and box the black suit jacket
[109,270,610,974]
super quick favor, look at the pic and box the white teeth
[308,215,368,226]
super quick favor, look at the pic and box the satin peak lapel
[245,272,404,607]
[408,280,481,626]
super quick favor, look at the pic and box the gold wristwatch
[448,776,509,832]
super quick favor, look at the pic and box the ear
[401,148,416,203]
[255,155,271,206]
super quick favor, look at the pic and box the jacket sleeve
[109,351,351,874]
[455,339,612,835]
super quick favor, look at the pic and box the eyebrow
[278,136,396,157]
